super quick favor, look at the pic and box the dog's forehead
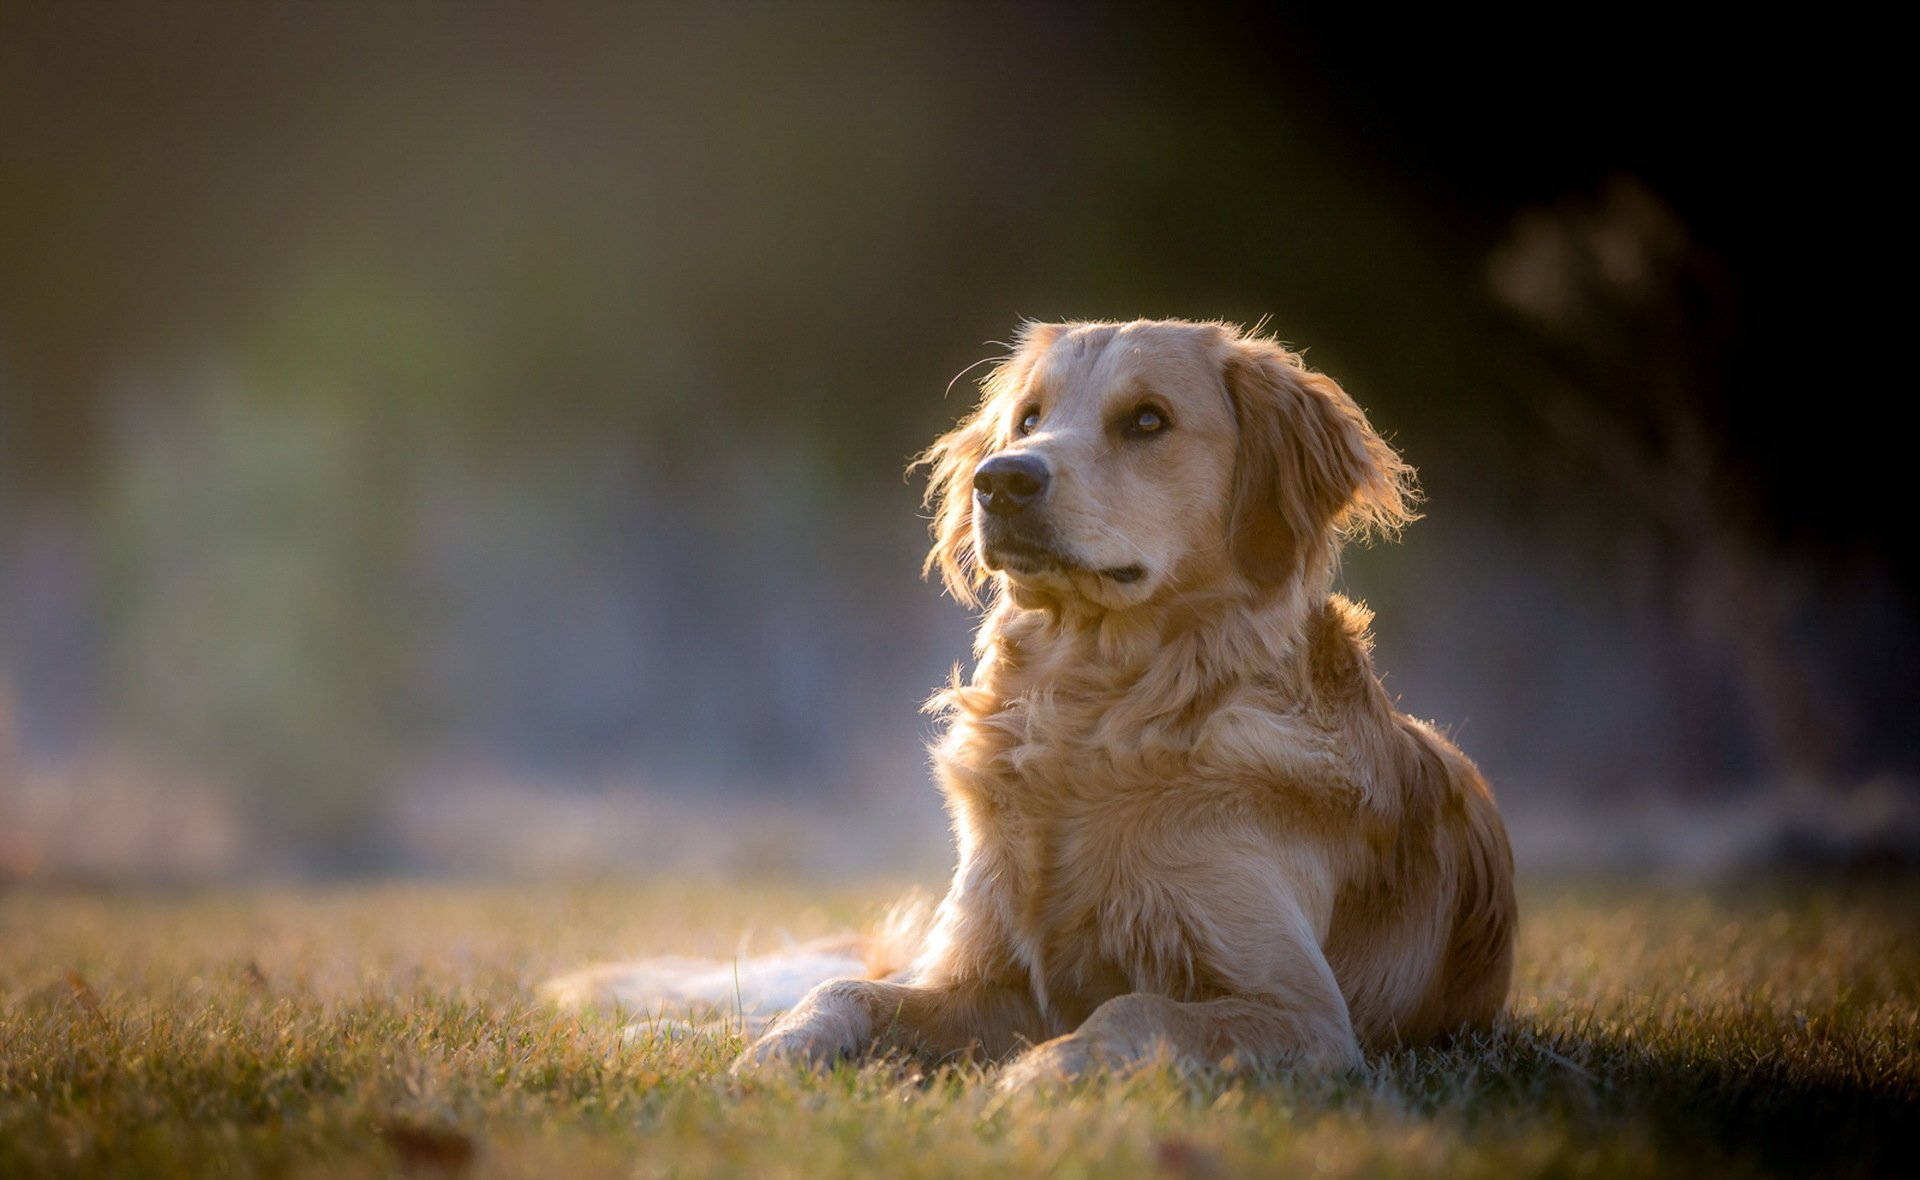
[1029,322,1223,405]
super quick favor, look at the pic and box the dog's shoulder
[1303,595,1496,821]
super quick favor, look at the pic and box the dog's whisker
[946,352,1008,399]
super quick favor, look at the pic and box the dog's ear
[1222,336,1419,587]
[917,402,995,607]
[916,323,1064,606]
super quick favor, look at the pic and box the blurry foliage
[0,3,1488,477]
[1488,179,1906,790]
[0,3,1908,871]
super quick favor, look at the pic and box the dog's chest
[947,718,1221,1027]
[1014,807,1204,1026]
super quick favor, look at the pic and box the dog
[550,319,1515,1085]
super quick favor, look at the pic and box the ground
[1,875,1914,1178]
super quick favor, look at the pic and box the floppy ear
[1222,336,1419,587]
[916,323,1064,606]
[917,402,995,607]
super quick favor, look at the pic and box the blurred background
[2,2,1910,881]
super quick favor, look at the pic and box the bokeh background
[2,2,1910,881]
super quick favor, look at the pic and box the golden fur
[732,318,1516,1084]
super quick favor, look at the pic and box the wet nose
[972,453,1050,516]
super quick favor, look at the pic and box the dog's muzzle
[973,453,1062,573]
[973,454,1146,586]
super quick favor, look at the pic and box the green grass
[2,876,1915,1178]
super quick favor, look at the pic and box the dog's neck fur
[931,548,1350,770]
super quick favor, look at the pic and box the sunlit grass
[2,876,1914,1178]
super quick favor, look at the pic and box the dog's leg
[732,978,1042,1073]
[993,908,1363,1096]
[995,990,1362,1090]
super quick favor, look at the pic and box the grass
[2,875,1915,1178]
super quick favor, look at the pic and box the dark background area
[1,2,1908,878]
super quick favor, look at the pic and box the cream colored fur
[555,319,1516,1086]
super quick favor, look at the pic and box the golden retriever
[554,319,1516,1085]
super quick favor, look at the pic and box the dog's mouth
[981,536,1073,576]
[982,536,1147,587]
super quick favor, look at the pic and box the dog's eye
[1125,406,1168,437]
[1017,408,1041,435]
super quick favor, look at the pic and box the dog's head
[920,320,1416,612]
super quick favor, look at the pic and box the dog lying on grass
[548,319,1515,1086]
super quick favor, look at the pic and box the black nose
[973,453,1050,515]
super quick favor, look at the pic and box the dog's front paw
[728,983,873,1076]
[994,1033,1101,1093]
[731,1025,844,1074]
